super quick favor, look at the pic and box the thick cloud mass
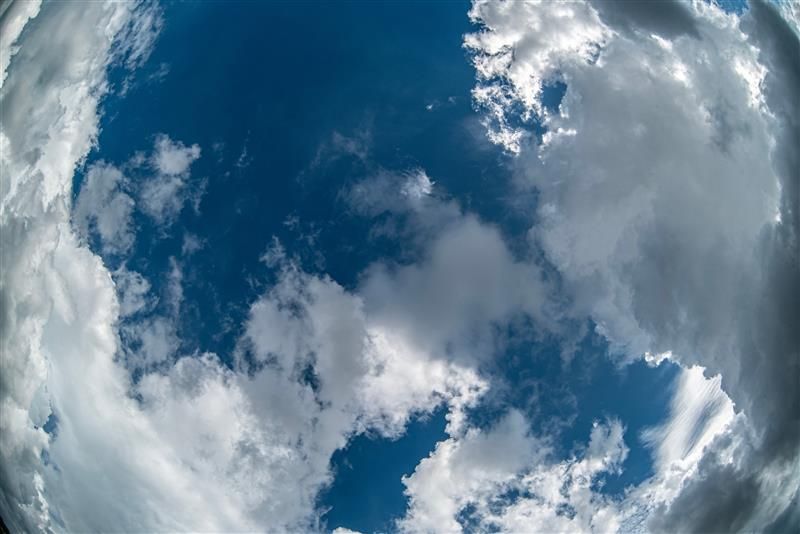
[2,0,797,532]
[467,0,799,530]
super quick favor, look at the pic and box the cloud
[73,162,136,255]
[74,134,204,242]
[181,232,205,256]
[487,419,629,534]
[360,213,555,363]
[1,11,502,523]
[113,266,154,317]
[240,244,490,440]
[308,129,371,172]
[593,0,701,40]
[0,1,165,529]
[151,134,201,176]
[4,0,794,531]
[346,168,436,217]
[399,410,542,533]
[641,365,735,474]
[466,0,799,530]
[464,0,612,154]
[139,134,204,225]
[399,415,628,533]
[0,0,42,89]
[343,164,564,364]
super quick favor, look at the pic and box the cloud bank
[1,0,797,532]
[466,0,799,530]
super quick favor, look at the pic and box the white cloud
[74,134,204,233]
[139,134,203,225]
[642,365,735,474]
[181,232,205,256]
[399,410,541,533]
[126,316,180,368]
[73,162,136,255]
[464,0,611,154]
[400,169,434,202]
[113,266,153,317]
[0,0,42,89]
[466,0,800,530]
[151,134,201,176]
[359,213,555,364]
[166,256,183,315]
[489,419,628,534]
[399,415,629,533]
[4,0,794,532]
[0,1,164,529]
[346,168,438,217]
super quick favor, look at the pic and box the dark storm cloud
[652,2,800,531]
[731,0,799,466]
[593,0,701,39]
[651,449,762,533]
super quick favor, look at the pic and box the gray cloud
[467,0,799,530]
[593,0,701,40]
[650,4,800,530]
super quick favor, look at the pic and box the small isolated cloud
[304,128,371,177]
[74,163,136,255]
[151,134,201,176]
[140,134,204,225]
[360,213,554,363]
[181,232,204,256]
[345,168,436,217]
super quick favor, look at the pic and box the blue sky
[1,0,798,533]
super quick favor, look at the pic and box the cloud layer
[467,0,799,530]
[1,0,797,532]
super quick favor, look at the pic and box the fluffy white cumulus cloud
[467,0,799,531]
[399,415,629,533]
